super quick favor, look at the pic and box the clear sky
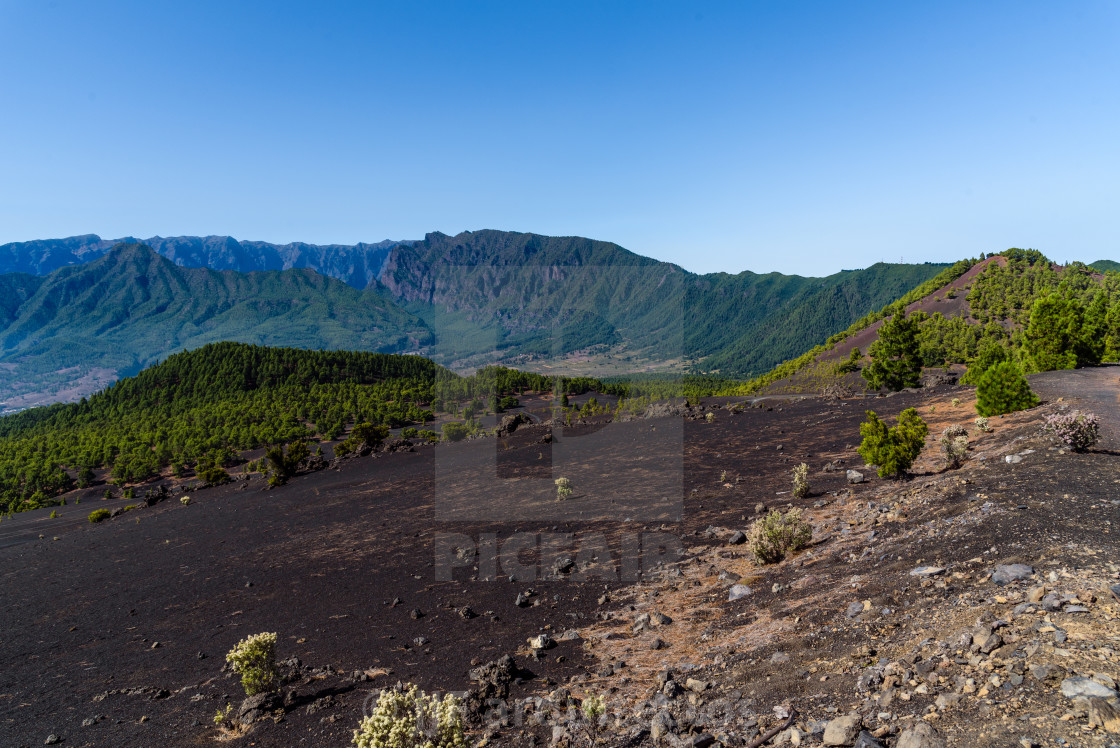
[1,1,1118,275]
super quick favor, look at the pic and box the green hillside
[744,249,1120,395]
[0,342,606,514]
[0,245,433,408]
[382,230,951,376]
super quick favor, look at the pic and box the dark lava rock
[465,655,528,722]
[383,438,415,453]
[727,530,746,546]
[238,691,281,724]
[496,412,532,437]
[854,731,887,748]
[300,454,329,472]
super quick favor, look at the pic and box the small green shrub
[857,408,928,478]
[555,477,572,500]
[88,509,111,523]
[214,703,233,725]
[49,510,58,519]
[198,465,231,486]
[940,425,969,469]
[705,412,715,423]
[353,422,390,448]
[441,422,469,442]
[352,685,467,748]
[265,441,309,485]
[791,463,810,499]
[835,347,862,374]
[225,632,278,696]
[975,362,1039,417]
[951,397,961,407]
[974,415,991,432]
[747,509,812,564]
[180,496,191,506]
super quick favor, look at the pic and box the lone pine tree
[863,312,923,391]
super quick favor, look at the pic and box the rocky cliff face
[0,234,408,288]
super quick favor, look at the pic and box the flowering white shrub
[1043,410,1100,452]
[791,463,810,499]
[974,416,991,433]
[225,632,278,696]
[555,477,572,500]
[747,509,812,565]
[352,685,467,748]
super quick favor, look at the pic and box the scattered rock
[1060,677,1119,701]
[528,634,554,650]
[238,691,281,724]
[895,723,946,748]
[692,734,716,748]
[853,732,886,748]
[992,564,1034,586]
[728,531,746,546]
[649,611,673,626]
[44,736,62,745]
[910,566,946,577]
[1005,454,1022,464]
[651,710,676,740]
[495,412,532,437]
[846,470,865,484]
[552,557,575,575]
[823,713,862,745]
[409,608,423,619]
[728,584,753,601]
[515,592,531,607]
[845,601,865,618]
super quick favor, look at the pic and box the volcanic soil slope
[0,368,1118,748]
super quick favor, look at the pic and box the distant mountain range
[2,229,1052,409]
[0,234,411,288]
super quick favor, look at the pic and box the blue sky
[1,1,1117,274]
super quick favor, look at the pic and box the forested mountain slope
[750,249,1120,394]
[0,245,432,409]
[0,231,953,396]
[380,230,951,375]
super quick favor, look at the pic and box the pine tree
[1024,293,1081,371]
[857,408,928,478]
[961,342,1009,386]
[1079,290,1108,364]
[975,362,1039,417]
[1106,299,1120,362]
[862,313,923,391]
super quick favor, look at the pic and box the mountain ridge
[0,231,959,409]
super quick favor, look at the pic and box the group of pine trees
[0,342,610,515]
[859,249,1118,415]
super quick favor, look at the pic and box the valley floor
[0,368,1117,747]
